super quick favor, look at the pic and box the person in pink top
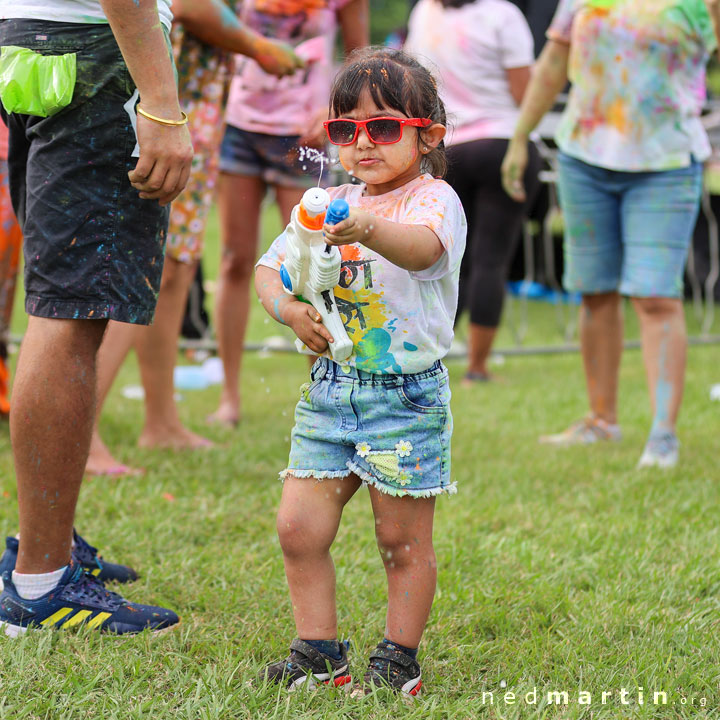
[209,0,369,427]
[0,121,21,417]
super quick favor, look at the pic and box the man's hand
[254,38,305,78]
[285,301,334,354]
[128,113,193,206]
[323,208,373,247]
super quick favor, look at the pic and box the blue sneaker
[0,561,179,637]
[0,530,138,584]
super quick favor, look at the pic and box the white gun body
[282,204,353,363]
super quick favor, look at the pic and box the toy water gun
[279,187,353,363]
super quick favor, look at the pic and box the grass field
[1,205,719,718]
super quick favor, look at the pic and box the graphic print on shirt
[334,245,402,374]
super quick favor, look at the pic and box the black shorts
[0,19,169,324]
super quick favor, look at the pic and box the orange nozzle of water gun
[298,203,326,230]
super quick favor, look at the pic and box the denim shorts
[219,124,316,188]
[0,20,169,324]
[556,152,702,298]
[283,358,455,498]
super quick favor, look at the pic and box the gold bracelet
[137,106,189,126]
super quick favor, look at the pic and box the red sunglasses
[323,116,432,146]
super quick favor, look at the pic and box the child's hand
[323,209,374,247]
[285,301,335,354]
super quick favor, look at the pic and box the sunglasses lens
[366,118,402,143]
[327,120,357,145]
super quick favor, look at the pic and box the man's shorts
[0,20,169,324]
[219,124,317,189]
[557,151,702,299]
[282,358,456,498]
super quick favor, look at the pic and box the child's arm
[323,209,444,272]
[255,265,335,354]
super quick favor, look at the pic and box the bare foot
[86,434,144,478]
[206,401,240,428]
[137,424,214,450]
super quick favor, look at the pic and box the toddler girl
[254,46,466,696]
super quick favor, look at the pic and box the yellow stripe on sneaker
[61,609,92,628]
[85,611,111,630]
[40,607,73,627]
[91,569,101,577]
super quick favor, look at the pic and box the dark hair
[329,46,448,178]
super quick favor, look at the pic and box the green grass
[2,204,720,718]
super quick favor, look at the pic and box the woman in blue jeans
[502,0,720,468]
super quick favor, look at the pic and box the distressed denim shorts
[219,124,316,188]
[283,358,455,498]
[557,151,702,298]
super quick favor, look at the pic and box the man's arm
[100,0,193,206]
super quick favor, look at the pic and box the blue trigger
[325,198,350,226]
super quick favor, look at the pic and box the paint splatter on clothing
[257,173,467,374]
[225,0,353,136]
[549,0,716,171]
[0,21,168,324]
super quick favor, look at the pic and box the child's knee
[375,522,433,568]
[276,508,332,558]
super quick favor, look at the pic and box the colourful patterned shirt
[549,0,717,171]
[258,174,467,374]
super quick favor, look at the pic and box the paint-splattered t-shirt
[548,0,716,171]
[258,173,467,375]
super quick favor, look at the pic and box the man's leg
[11,316,107,573]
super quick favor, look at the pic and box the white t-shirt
[405,0,534,145]
[0,0,173,31]
[257,174,467,375]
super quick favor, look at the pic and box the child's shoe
[359,640,422,697]
[261,638,352,690]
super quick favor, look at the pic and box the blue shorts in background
[556,151,703,299]
[283,358,455,498]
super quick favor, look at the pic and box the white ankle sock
[12,566,67,600]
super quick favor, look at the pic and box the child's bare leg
[277,474,361,639]
[369,489,437,648]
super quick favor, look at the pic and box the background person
[209,0,369,427]
[502,0,720,468]
[85,0,304,477]
[0,0,191,633]
[406,0,541,383]
[0,122,21,417]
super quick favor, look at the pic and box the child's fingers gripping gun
[279,187,354,363]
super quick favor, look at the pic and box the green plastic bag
[0,45,76,117]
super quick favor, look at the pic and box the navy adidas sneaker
[0,561,179,637]
[0,530,138,584]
